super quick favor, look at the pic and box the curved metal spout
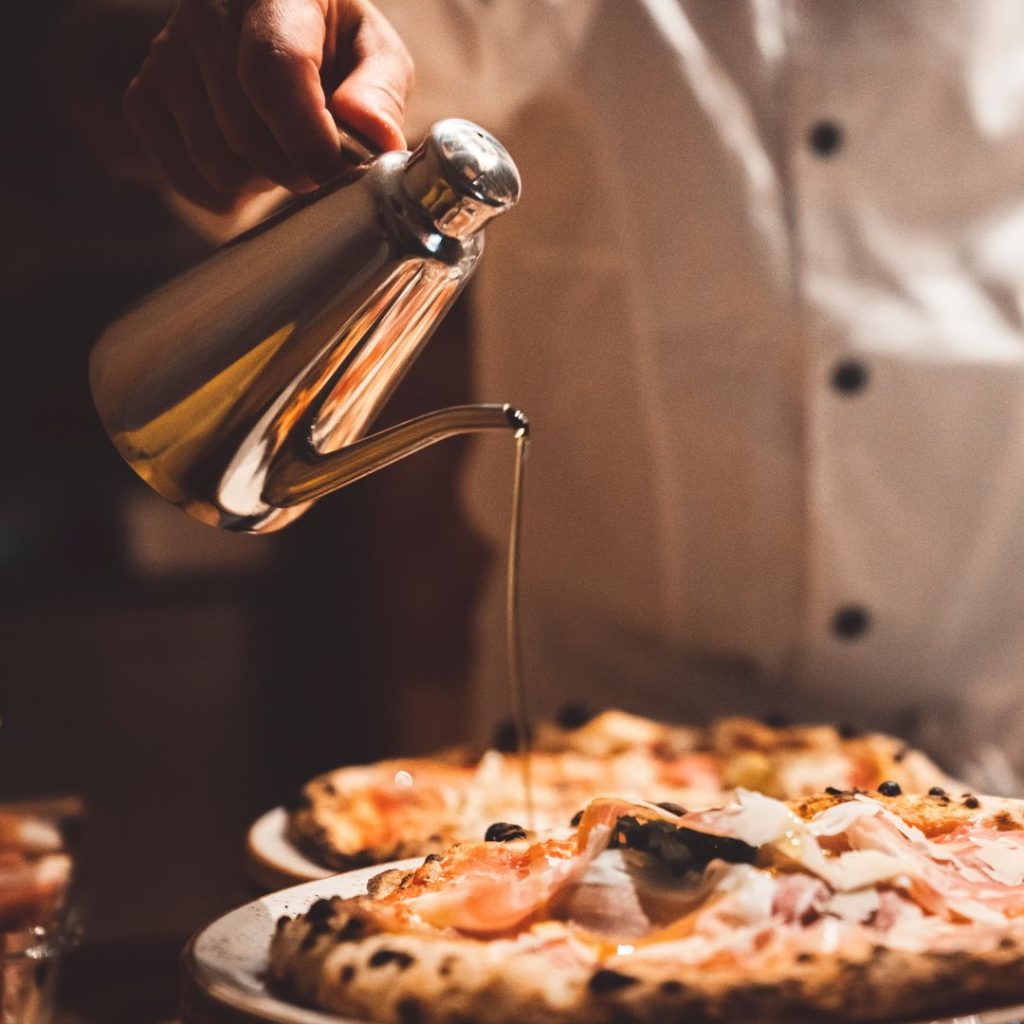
[265,403,528,507]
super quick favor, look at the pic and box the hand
[124,0,414,212]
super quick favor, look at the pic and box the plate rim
[245,806,332,890]
[182,859,423,1024]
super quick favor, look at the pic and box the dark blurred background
[0,2,485,1018]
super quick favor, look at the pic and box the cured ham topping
[335,791,1024,967]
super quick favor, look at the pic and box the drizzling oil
[505,426,534,828]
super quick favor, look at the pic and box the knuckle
[373,78,407,118]
[239,37,300,85]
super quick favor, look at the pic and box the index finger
[237,0,346,184]
[329,2,412,153]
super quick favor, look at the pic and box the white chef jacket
[378,0,1024,785]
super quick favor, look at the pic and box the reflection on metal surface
[90,120,522,533]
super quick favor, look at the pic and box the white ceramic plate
[181,859,421,1024]
[245,808,332,890]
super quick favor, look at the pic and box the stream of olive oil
[506,428,534,829]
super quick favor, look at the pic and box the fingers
[197,41,320,193]
[124,0,414,211]
[182,0,319,193]
[329,2,413,153]
[125,73,241,213]
[151,54,254,195]
[237,0,347,184]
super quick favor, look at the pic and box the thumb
[329,5,413,152]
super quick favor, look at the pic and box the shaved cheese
[824,850,914,891]
[827,887,880,922]
[720,789,795,846]
[973,837,1024,886]
[948,899,1009,925]
[852,795,941,855]
[807,800,882,837]
[708,864,776,924]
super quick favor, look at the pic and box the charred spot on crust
[796,952,815,963]
[557,703,595,729]
[1000,936,1016,950]
[877,780,902,797]
[275,915,291,932]
[570,809,585,828]
[485,822,527,843]
[301,903,337,947]
[589,969,639,994]
[894,744,910,763]
[369,949,414,970]
[336,916,368,941]
[340,964,355,984]
[964,795,980,809]
[282,788,312,812]
[616,816,757,875]
[396,997,424,1024]
[306,899,334,925]
[825,786,844,797]
[988,811,1018,831]
[655,801,686,817]
[659,980,683,995]
[424,853,442,864]
[838,722,861,739]
[929,786,948,798]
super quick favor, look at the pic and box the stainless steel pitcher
[89,119,524,533]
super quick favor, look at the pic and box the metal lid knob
[402,119,521,240]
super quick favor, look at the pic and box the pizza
[0,810,72,932]
[270,785,1024,1024]
[285,709,954,870]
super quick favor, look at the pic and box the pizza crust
[270,791,1024,1024]
[270,901,1024,1024]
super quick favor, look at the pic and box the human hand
[124,0,414,212]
